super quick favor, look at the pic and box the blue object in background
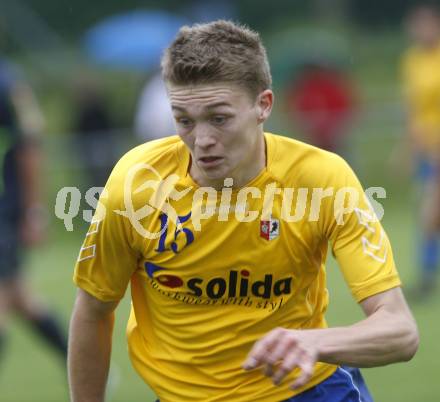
[83,10,188,71]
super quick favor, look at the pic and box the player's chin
[202,169,227,181]
[200,163,229,179]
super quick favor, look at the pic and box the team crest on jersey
[260,217,279,240]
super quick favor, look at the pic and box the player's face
[168,82,273,188]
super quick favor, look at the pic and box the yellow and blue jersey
[74,133,400,402]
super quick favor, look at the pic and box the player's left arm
[243,286,418,389]
[243,155,419,389]
[312,286,419,369]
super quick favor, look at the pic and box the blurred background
[0,0,438,401]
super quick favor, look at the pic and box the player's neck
[231,133,267,188]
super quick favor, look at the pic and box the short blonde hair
[161,20,272,98]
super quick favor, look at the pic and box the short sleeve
[73,175,140,302]
[324,157,401,302]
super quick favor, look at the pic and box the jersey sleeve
[323,156,401,302]
[73,171,140,302]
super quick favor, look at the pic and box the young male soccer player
[69,21,419,402]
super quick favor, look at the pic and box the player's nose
[194,125,217,149]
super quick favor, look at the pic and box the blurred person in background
[286,62,356,154]
[72,72,117,189]
[134,72,175,143]
[400,3,440,298]
[0,57,67,366]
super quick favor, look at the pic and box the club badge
[260,216,280,240]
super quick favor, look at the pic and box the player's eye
[176,117,193,128]
[210,115,228,125]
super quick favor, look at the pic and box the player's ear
[256,89,274,124]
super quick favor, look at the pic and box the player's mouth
[197,156,224,168]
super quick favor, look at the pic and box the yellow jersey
[402,42,440,155]
[74,133,400,402]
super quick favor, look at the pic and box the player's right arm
[68,289,119,402]
[68,154,143,401]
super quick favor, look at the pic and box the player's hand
[242,327,320,390]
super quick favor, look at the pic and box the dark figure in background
[72,75,115,189]
[0,58,67,366]
[286,63,356,154]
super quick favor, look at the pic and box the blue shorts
[284,366,372,402]
[155,367,373,402]
[417,158,438,183]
